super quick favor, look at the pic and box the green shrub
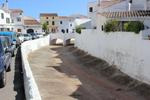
[75,26,86,34]
[123,21,144,34]
[104,20,144,34]
[104,20,119,32]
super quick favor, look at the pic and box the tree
[75,26,86,34]
[42,23,48,34]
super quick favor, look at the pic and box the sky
[5,0,92,19]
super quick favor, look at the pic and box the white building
[71,14,92,29]
[74,18,92,29]
[22,16,42,34]
[88,1,99,28]
[0,0,42,34]
[88,0,150,31]
[9,9,24,33]
[58,16,75,33]
[40,13,91,34]
[10,9,42,34]
[0,9,12,31]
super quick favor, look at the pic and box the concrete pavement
[28,46,147,100]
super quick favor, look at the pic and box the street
[0,48,25,100]
[28,45,147,100]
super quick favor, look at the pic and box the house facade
[0,0,42,34]
[88,0,150,32]
[40,13,92,33]
[0,9,12,31]
[22,16,42,34]
[58,16,75,33]
[9,9,24,33]
[40,13,59,33]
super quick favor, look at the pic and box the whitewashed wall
[23,26,42,33]
[75,29,150,85]
[21,35,49,100]
[0,9,13,30]
[58,18,75,33]
[88,1,98,28]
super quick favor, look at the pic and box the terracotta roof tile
[98,10,150,18]
[58,16,74,19]
[10,9,23,13]
[24,20,40,25]
[40,13,58,17]
[99,0,125,8]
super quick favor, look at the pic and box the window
[20,13,22,15]
[6,18,10,23]
[101,25,104,31]
[17,17,21,22]
[70,24,72,27]
[52,21,55,25]
[66,29,69,33]
[17,29,22,32]
[6,28,10,31]
[61,29,65,33]
[46,17,49,19]
[12,19,14,23]
[46,21,49,25]
[0,28,4,31]
[52,17,54,19]
[60,21,63,24]
[89,7,93,12]
[1,13,4,19]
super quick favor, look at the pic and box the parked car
[4,36,16,57]
[0,32,17,56]
[0,36,12,88]
[29,33,38,40]
[36,33,43,38]
[23,34,32,41]
[17,34,24,43]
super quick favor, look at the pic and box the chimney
[98,0,101,6]
[128,0,132,11]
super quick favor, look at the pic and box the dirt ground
[28,45,149,100]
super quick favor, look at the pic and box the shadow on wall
[14,47,26,100]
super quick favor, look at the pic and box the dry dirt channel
[28,46,147,100]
